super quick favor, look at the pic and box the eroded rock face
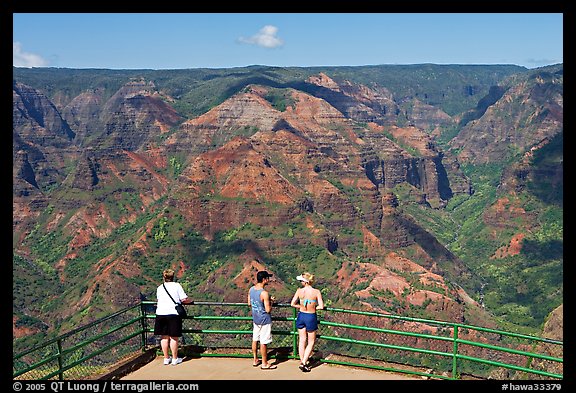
[406,98,454,132]
[13,82,76,144]
[306,72,399,125]
[451,70,563,164]
[61,89,104,146]
[13,74,471,265]
[13,83,76,167]
[168,83,469,249]
[13,82,79,211]
[12,70,493,336]
[99,81,183,151]
[167,89,282,156]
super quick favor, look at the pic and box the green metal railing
[14,301,563,380]
[13,304,144,380]
[314,307,563,380]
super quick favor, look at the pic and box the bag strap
[163,283,181,305]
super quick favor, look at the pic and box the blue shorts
[296,312,318,332]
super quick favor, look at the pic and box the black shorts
[154,315,183,337]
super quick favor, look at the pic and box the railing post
[56,339,64,380]
[452,324,459,380]
[140,301,148,352]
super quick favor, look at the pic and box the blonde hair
[301,272,315,285]
[163,269,175,282]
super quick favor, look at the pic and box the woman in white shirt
[154,269,192,365]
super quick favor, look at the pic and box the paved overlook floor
[122,356,421,380]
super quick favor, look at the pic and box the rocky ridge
[12,65,562,362]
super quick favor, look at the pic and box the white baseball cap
[296,275,309,283]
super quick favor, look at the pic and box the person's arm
[290,289,300,309]
[261,290,272,313]
[247,289,252,307]
[177,284,193,304]
[316,289,324,310]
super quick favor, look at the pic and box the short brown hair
[163,269,175,282]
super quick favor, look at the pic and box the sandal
[261,364,277,370]
[252,361,262,367]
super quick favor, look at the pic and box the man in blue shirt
[248,270,277,370]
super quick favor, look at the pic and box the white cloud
[238,25,284,49]
[13,42,48,67]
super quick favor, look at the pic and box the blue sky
[13,13,563,70]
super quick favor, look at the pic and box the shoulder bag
[163,283,187,318]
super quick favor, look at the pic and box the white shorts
[252,323,272,345]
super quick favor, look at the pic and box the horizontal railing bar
[324,307,562,346]
[142,314,294,323]
[324,306,456,327]
[187,329,250,335]
[321,335,453,358]
[143,327,294,337]
[456,338,563,363]
[454,324,564,345]
[192,316,252,321]
[456,353,563,379]
[181,315,294,322]
[320,320,454,342]
[185,301,249,307]
[181,329,293,336]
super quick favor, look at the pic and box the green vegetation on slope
[12,63,561,350]
[395,157,563,332]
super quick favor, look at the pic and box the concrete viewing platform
[120,355,421,380]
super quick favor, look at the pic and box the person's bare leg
[252,340,259,364]
[161,336,170,359]
[260,343,269,366]
[302,331,316,366]
[169,337,179,359]
[298,328,307,364]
